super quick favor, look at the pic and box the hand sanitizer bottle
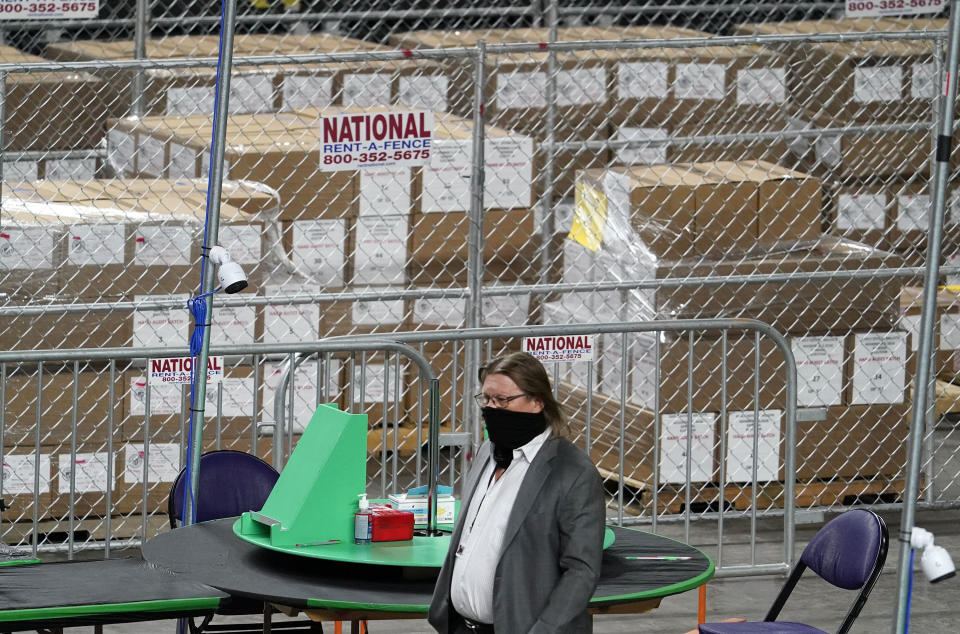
[354,493,372,545]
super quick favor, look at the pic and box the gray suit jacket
[428,436,605,633]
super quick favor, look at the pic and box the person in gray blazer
[429,351,606,634]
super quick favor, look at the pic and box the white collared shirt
[449,428,552,624]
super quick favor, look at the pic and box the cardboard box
[408,208,538,272]
[107,112,357,221]
[901,285,960,382]
[0,45,107,152]
[48,444,119,518]
[733,18,934,125]
[584,160,821,255]
[44,33,395,118]
[796,404,909,479]
[660,237,905,334]
[387,29,609,196]
[412,113,536,213]
[609,113,794,172]
[785,106,930,179]
[3,370,123,447]
[0,301,131,351]
[29,179,271,298]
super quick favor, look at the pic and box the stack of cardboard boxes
[544,161,910,499]
[735,18,947,266]
[107,108,540,347]
[45,33,450,119]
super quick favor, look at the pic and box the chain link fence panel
[0,4,956,562]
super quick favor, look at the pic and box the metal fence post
[465,42,487,452]
[894,4,960,633]
[184,0,237,527]
[131,0,148,117]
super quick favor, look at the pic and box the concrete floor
[42,507,960,634]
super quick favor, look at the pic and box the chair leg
[263,603,272,634]
[698,584,707,623]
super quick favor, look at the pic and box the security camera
[208,245,248,294]
[911,527,956,583]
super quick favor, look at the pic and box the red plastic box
[369,504,415,542]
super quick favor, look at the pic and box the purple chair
[699,509,888,634]
[167,450,279,528]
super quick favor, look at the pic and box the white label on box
[353,215,408,286]
[140,134,165,176]
[210,305,257,347]
[941,313,960,350]
[854,66,903,103]
[912,63,937,100]
[523,335,595,363]
[901,314,921,352]
[45,158,96,180]
[148,356,224,386]
[132,294,189,348]
[5,160,38,181]
[2,454,50,495]
[0,227,55,270]
[948,253,960,287]
[263,301,320,344]
[897,194,930,231]
[282,74,334,111]
[414,296,465,327]
[815,134,843,168]
[615,127,668,165]
[169,143,197,179]
[726,410,781,483]
[67,224,125,266]
[792,335,845,407]
[107,129,136,175]
[496,71,547,109]
[128,377,184,416]
[352,297,405,325]
[617,61,668,99]
[167,86,209,115]
[291,218,345,286]
[481,293,530,327]
[59,452,111,494]
[352,363,396,403]
[485,136,533,209]
[950,189,960,225]
[422,138,471,213]
[0,0,98,19]
[557,67,606,105]
[168,74,275,115]
[124,443,180,484]
[342,73,392,107]
[599,333,625,396]
[631,342,659,410]
[134,225,193,266]
[262,360,340,432]
[200,151,231,178]
[852,331,907,404]
[359,166,411,216]
[218,224,262,266]
[673,63,725,100]
[210,376,256,418]
[837,193,886,230]
[398,75,449,112]
[659,413,715,484]
[736,67,786,105]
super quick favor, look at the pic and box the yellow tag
[569,181,607,252]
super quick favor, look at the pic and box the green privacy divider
[238,403,367,548]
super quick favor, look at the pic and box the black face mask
[481,406,547,470]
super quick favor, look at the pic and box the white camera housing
[912,527,956,583]
[209,245,248,294]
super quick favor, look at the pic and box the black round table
[142,517,713,625]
